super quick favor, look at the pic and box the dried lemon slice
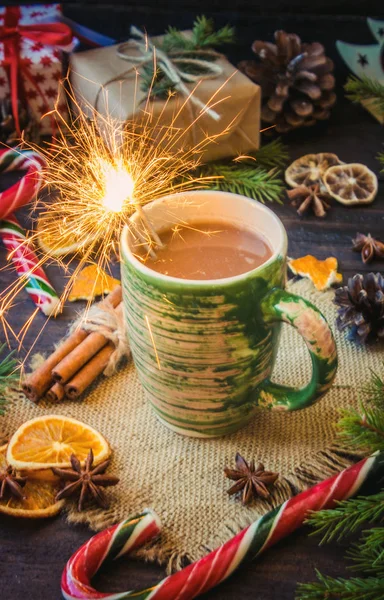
[323,163,378,205]
[37,214,93,257]
[0,444,64,518]
[6,415,111,471]
[285,153,341,188]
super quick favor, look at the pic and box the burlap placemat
[2,279,383,570]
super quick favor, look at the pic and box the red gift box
[0,4,74,135]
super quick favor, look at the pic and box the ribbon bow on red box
[0,6,73,135]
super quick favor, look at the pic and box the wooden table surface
[0,90,383,599]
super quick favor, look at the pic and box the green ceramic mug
[121,191,337,437]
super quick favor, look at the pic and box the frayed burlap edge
[1,279,377,573]
[64,433,363,572]
[1,390,361,573]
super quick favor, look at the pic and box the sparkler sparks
[0,77,232,343]
[99,158,135,213]
[35,81,232,268]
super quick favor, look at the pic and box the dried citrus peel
[288,255,342,291]
[68,264,120,302]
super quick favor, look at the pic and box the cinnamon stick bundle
[22,286,123,403]
[52,330,108,383]
[22,329,88,402]
[46,382,66,403]
[52,303,124,384]
[65,343,114,399]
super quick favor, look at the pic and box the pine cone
[0,99,40,145]
[239,30,336,133]
[334,273,384,344]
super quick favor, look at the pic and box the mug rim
[121,190,287,286]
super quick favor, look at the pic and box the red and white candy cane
[0,148,46,219]
[62,452,384,600]
[0,215,60,316]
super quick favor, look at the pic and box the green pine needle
[191,16,235,48]
[200,164,285,204]
[362,368,384,410]
[337,404,384,453]
[305,491,384,544]
[161,26,191,53]
[0,343,19,415]
[335,367,384,453]
[344,75,384,173]
[298,367,384,599]
[162,16,235,53]
[296,571,384,600]
[242,139,290,170]
[348,528,384,577]
[143,16,235,97]
[140,64,177,99]
[345,75,384,116]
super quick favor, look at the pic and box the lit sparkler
[0,78,232,342]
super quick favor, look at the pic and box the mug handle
[258,288,337,411]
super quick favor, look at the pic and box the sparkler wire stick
[0,215,60,317]
[61,452,384,600]
[136,204,164,249]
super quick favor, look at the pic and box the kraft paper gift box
[70,32,261,162]
[0,4,76,135]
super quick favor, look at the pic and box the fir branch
[345,76,384,116]
[162,16,235,53]
[140,64,177,98]
[296,570,384,600]
[161,26,192,53]
[337,405,384,453]
[298,367,384,599]
[348,528,384,577]
[191,16,235,48]
[142,16,235,98]
[0,344,19,415]
[362,368,384,410]
[305,491,384,544]
[200,164,284,204]
[241,139,290,170]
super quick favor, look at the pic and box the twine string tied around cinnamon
[70,299,130,377]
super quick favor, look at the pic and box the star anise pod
[224,453,278,506]
[287,183,331,217]
[0,465,27,500]
[352,233,384,264]
[52,449,119,512]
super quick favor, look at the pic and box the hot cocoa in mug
[121,191,337,437]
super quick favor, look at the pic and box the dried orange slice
[323,163,378,205]
[285,153,341,188]
[0,444,64,518]
[37,214,93,257]
[68,264,120,302]
[18,468,60,483]
[288,255,342,291]
[6,415,110,471]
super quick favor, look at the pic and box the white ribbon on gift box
[110,25,225,122]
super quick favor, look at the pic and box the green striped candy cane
[62,451,384,600]
[0,214,60,316]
